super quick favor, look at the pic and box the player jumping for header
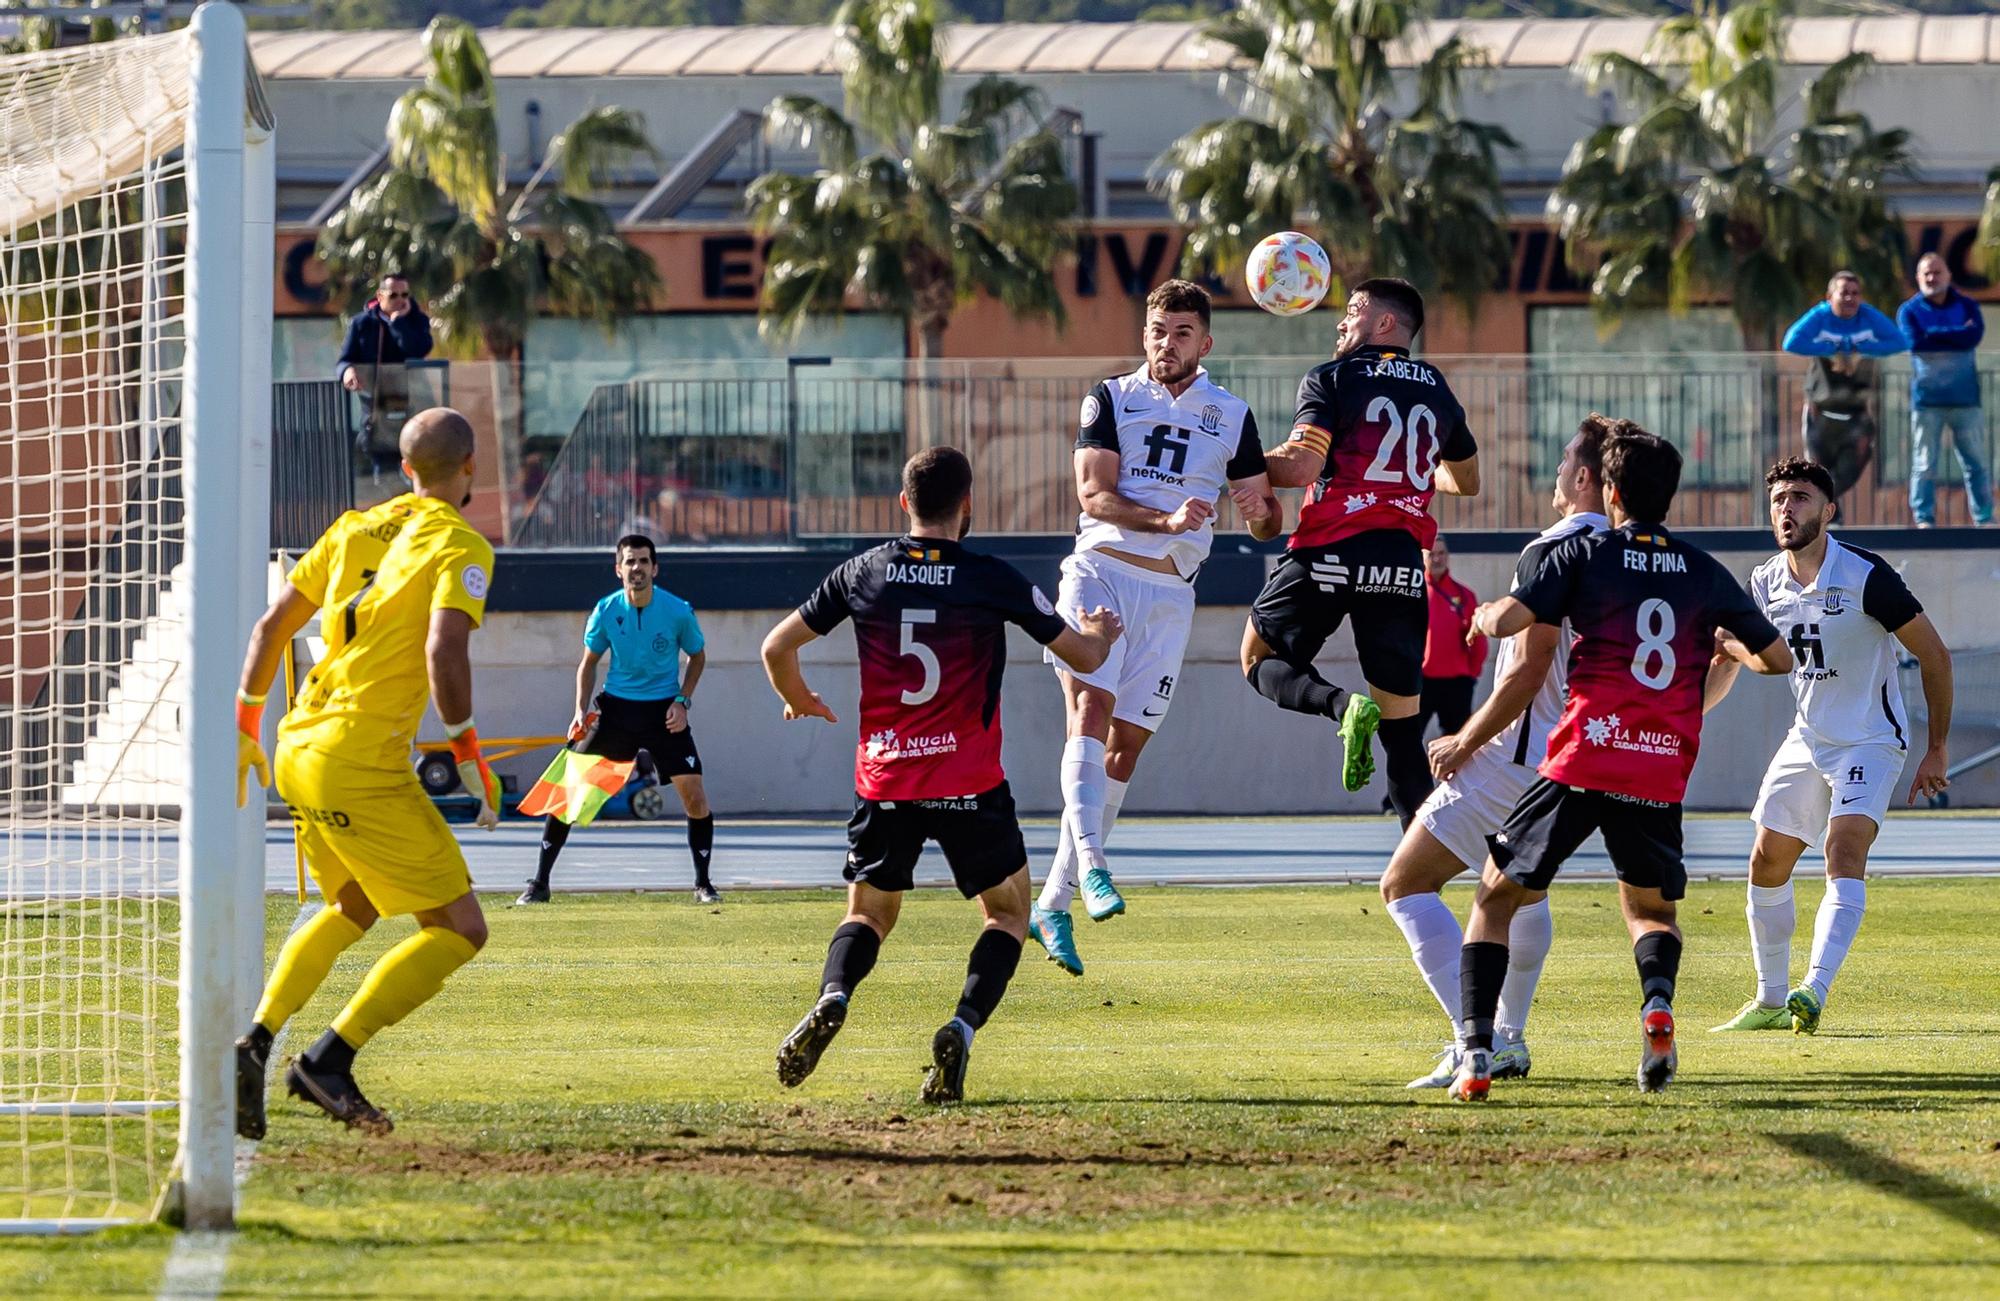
[1242,278,1480,824]
[1450,427,1792,1100]
[1710,458,1953,1036]
[761,447,1122,1104]
[1029,279,1281,975]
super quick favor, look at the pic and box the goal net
[0,6,271,1233]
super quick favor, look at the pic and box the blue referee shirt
[583,588,704,702]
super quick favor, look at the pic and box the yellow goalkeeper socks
[253,906,367,1034]
[329,926,478,1049]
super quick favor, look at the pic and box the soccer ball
[1245,232,1332,317]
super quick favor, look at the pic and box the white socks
[1807,877,1867,1006]
[1386,893,1461,1024]
[1388,893,1553,1043]
[1060,735,1108,875]
[1746,880,1796,1008]
[1039,771,1126,912]
[1496,898,1553,1042]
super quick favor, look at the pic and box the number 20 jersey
[1287,344,1476,551]
[798,535,1068,801]
[1074,365,1266,578]
[1516,523,1779,803]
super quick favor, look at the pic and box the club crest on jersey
[1822,589,1846,615]
[1199,404,1223,435]
[1581,712,1682,756]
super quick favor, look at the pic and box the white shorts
[1751,731,1906,848]
[1415,742,1538,872]
[1045,550,1197,732]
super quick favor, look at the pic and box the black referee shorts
[844,782,1027,900]
[1489,777,1686,899]
[1251,530,1428,698]
[573,692,702,778]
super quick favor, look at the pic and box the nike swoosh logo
[1142,707,1165,718]
[1841,796,1864,804]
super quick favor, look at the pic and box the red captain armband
[1289,424,1332,459]
[235,690,267,738]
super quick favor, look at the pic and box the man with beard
[1242,277,1481,824]
[1710,458,1954,1036]
[1025,280,1282,976]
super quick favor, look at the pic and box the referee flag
[518,751,635,826]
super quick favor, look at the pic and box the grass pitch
[11,877,2000,1297]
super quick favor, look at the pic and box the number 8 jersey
[798,535,1069,800]
[1516,522,1780,803]
[1287,344,1476,550]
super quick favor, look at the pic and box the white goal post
[0,2,272,1233]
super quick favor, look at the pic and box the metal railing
[270,378,353,549]
[512,352,2000,547]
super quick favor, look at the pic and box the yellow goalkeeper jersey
[279,494,495,773]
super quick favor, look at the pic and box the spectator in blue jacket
[1782,271,1908,510]
[1897,253,1993,527]
[336,273,433,388]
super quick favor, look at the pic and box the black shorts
[574,692,702,777]
[1490,777,1686,899]
[845,781,1026,899]
[1251,530,1428,698]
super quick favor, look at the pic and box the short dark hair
[902,445,973,523]
[1571,412,1631,484]
[615,533,656,562]
[1145,279,1212,329]
[1765,456,1837,503]
[1602,427,1683,523]
[1354,276,1425,337]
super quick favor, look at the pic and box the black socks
[1378,714,1435,830]
[953,929,1024,1031]
[821,921,882,1001]
[533,815,571,889]
[304,1027,357,1076]
[1248,658,1345,719]
[688,815,714,889]
[1458,940,1510,1052]
[1634,930,1682,1006]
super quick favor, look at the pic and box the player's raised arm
[1895,613,1953,802]
[761,611,838,723]
[1265,365,1333,489]
[1427,622,1557,779]
[1075,445,1212,535]
[1435,452,1480,497]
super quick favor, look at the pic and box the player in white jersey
[1382,415,1612,1087]
[1711,457,1954,1036]
[1028,280,1282,976]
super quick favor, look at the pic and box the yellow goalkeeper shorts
[274,743,472,916]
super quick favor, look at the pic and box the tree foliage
[745,0,1077,358]
[1152,0,1516,319]
[315,17,662,360]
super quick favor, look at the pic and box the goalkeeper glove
[445,718,503,831]
[235,690,270,809]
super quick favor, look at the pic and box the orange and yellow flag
[517,750,635,826]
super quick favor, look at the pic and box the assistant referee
[517,533,718,904]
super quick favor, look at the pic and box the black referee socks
[532,815,571,889]
[1377,714,1434,830]
[1248,657,1344,719]
[688,815,714,889]
[954,929,1024,1031]
[821,921,881,1001]
[1633,930,1682,1007]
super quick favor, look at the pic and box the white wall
[457,546,2000,816]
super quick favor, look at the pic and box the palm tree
[1547,0,1910,350]
[1975,168,2000,281]
[1152,0,1517,317]
[316,18,662,361]
[745,0,1078,360]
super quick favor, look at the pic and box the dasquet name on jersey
[1287,345,1477,552]
[1517,523,1779,803]
[1750,536,1923,752]
[1074,365,1266,577]
[799,536,1068,801]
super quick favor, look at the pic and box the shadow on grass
[1766,1132,2000,1242]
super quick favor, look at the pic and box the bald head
[400,407,477,485]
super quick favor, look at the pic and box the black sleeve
[1860,559,1923,633]
[1514,534,1587,624]
[1225,407,1268,480]
[1075,381,1119,452]
[1712,562,1782,649]
[1509,536,1552,594]
[1293,365,1336,436]
[798,558,860,636]
[987,558,1068,645]
[1438,395,1476,462]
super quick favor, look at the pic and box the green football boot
[1338,693,1381,792]
[1709,999,1791,1032]
[1787,985,1824,1036]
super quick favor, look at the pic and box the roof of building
[247,15,2000,82]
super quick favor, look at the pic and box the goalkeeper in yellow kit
[232,409,501,1136]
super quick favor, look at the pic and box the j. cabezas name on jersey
[1286,345,1476,552]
